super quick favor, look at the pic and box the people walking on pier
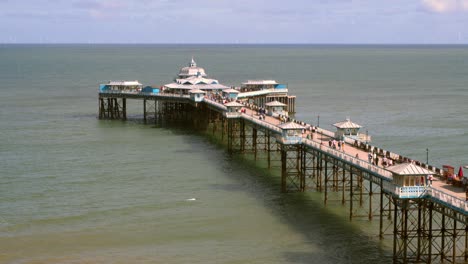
[427,174,433,186]
[368,152,373,163]
[382,156,388,167]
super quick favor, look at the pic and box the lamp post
[365,129,368,145]
[426,148,429,164]
[317,115,320,128]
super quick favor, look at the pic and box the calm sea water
[0,44,467,263]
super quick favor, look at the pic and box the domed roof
[178,57,207,78]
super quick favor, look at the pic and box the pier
[98,60,467,263]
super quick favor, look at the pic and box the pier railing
[302,138,393,180]
[427,187,468,213]
[236,88,289,98]
[99,90,191,99]
[203,98,228,111]
[395,186,427,198]
[240,114,282,134]
[303,137,466,212]
[99,90,139,94]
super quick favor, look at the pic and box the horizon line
[1,42,468,46]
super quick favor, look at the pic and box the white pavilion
[163,58,229,95]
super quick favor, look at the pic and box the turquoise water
[0,44,467,263]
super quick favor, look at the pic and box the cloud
[73,0,127,19]
[421,0,468,13]
[73,0,126,9]
[462,0,468,9]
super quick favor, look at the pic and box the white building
[99,80,143,92]
[333,119,361,138]
[163,58,229,94]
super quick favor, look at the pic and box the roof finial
[190,56,196,67]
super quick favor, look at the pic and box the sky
[1,0,468,44]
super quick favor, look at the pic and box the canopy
[386,163,434,176]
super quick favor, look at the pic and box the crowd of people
[209,97,408,172]
[367,152,394,167]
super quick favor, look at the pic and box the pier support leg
[349,169,353,220]
[143,99,147,124]
[324,158,328,205]
[267,131,271,169]
[122,98,126,120]
[342,165,346,205]
[99,98,105,119]
[253,128,257,160]
[98,96,125,120]
[280,144,304,193]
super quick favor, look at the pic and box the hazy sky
[1,0,468,44]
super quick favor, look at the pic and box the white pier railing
[203,98,228,111]
[427,188,468,213]
[240,114,282,134]
[100,90,191,99]
[302,138,393,180]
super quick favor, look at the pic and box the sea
[0,44,467,263]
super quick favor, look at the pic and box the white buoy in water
[186,198,196,201]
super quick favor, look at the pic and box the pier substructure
[392,198,467,263]
[348,170,383,221]
[143,98,158,124]
[191,103,209,130]
[379,186,394,239]
[227,118,242,154]
[208,109,224,137]
[143,99,198,127]
[99,97,126,120]
[227,119,281,170]
[301,148,321,191]
[301,148,384,221]
[281,144,305,192]
[248,127,280,169]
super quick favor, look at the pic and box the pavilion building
[236,80,295,113]
[162,58,229,95]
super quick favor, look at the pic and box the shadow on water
[157,122,393,264]
[223,155,391,264]
[93,115,391,263]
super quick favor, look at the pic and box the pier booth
[277,122,305,145]
[265,101,287,117]
[141,86,160,94]
[224,101,244,118]
[222,88,240,101]
[386,163,435,198]
[332,118,362,140]
[189,89,206,102]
